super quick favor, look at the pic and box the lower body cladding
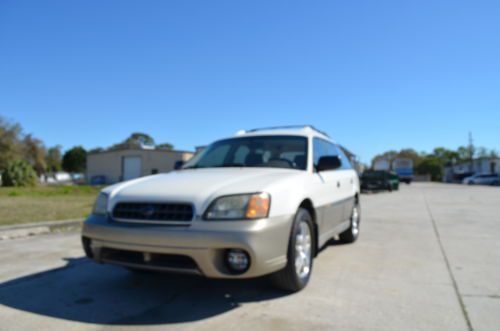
[81,214,294,278]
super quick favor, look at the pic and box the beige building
[86,149,194,184]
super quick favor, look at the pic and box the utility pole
[468,132,475,172]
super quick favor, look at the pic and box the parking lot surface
[0,183,499,331]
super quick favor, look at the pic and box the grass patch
[0,185,102,226]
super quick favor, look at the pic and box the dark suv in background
[361,170,399,192]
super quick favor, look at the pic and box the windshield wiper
[182,165,200,169]
[183,163,244,169]
[214,163,245,168]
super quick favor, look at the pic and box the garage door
[123,156,142,181]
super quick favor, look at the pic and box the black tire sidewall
[339,200,361,243]
[285,208,314,290]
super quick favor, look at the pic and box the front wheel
[339,200,361,244]
[272,208,314,292]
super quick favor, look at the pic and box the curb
[0,219,84,241]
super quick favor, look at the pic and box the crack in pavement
[462,294,500,299]
[422,190,474,331]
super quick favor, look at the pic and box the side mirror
[317,156,342,172]
[174,160,184,170]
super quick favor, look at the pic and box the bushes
[416,157,443,182]
[1,160,38,187]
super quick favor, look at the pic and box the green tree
[457,146,471,162]
[0,117,23,171]
[110,132,156,150]
[46,145,62,172]
[1,160,38,187]
[157,143,174,151]
[62,146,87,172]
[127,132,155,146]
[432,147,460,166]
[416,157,443,181]
[22,134,46,176]
[476,147,491,158]
[88,147,104,154]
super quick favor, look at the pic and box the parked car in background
[361,170,399,192]
[462,174,500,186]
[90,175,107,186]
[82,125,361,292]
[70,173,86,185]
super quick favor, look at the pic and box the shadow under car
[0,257,288,325]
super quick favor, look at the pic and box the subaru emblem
[141,205,155,218]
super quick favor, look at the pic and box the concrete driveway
[0,183,498,331]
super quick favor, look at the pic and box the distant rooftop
[88,147,194,155]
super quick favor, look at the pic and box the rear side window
[313,138,327,168]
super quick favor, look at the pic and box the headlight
[92,193,109,215]
[204,193,270,220]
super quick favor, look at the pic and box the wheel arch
[298,198,319,257]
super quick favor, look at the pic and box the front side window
[313,138,353,170]
[183,136,308,170]
[313,138,326,168]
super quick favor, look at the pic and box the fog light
[225,249,250,274]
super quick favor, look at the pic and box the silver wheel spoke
[351,206,359,236]
[295,220,312,279]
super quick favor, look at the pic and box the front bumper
[81,214,293,278]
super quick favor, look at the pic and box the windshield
[183,135,308,170]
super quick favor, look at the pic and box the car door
[327,143,356,221]
[312,138,345,237]
[476,175,487,185]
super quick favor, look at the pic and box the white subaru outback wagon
[82,126,361,292]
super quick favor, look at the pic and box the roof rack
[245,125,330,137]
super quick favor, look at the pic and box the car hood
[105,168,305,215]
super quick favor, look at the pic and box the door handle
[337,181,341,188]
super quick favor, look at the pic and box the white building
[444,158,500,182]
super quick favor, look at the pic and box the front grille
[112,202,194,222]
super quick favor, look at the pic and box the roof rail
[245,125,330,137]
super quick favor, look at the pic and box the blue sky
[1,0,499,163]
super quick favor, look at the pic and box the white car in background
[82,126,361,292]
[463,174,500,186]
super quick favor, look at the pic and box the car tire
[387,182,393,192]
[339,200,361,244]
[272,208,314,292]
